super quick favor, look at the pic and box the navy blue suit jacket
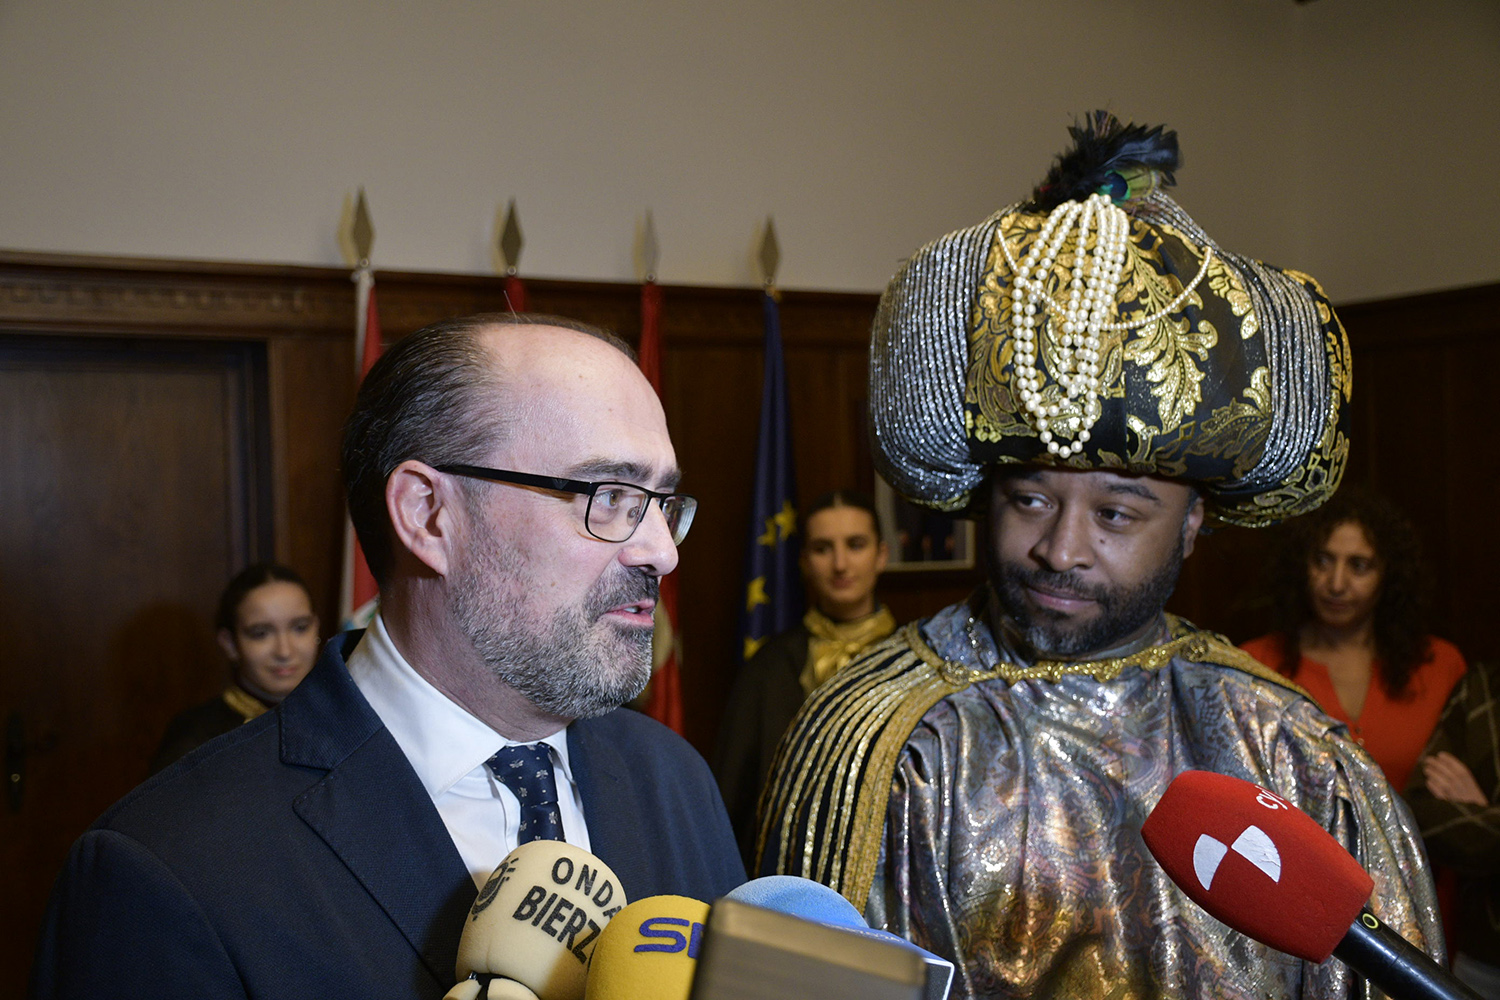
[32,633,745,999]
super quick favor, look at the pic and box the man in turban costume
[756,114,1442,998]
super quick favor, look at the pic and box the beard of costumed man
[755,113,1445,999]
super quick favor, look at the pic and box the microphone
[717,876,955,1000]
[722,875,867,928]
[447,840,628,1000]
[583,895,710,1000]
[1141,769,1480,1000]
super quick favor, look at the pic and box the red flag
[638,281,684,734]
[340,272,383,628]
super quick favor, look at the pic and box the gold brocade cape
[756,597,1444,999]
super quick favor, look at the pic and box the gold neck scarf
[799,605,898,696]
[221,685,272,724]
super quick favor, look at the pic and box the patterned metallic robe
[758,594,1443,999]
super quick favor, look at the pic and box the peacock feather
[1028,111,1180,212]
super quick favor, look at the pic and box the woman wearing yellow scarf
[713,490,896,868]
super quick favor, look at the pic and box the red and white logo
[1192,824,1281,890]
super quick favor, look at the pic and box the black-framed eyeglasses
[434,464,697,545]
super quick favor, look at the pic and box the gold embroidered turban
[870,113,1351,527]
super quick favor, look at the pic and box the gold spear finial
[758,215,781,290]
[351,190,375,267]
[496,199,524,276]
[337,188,376,269]
[637,210,661,283]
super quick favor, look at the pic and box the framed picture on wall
[874,477,976,572]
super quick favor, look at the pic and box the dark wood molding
[0,251,354,338]
[0,251,878,347]
[1337,281,1500,346]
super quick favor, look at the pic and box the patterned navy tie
[486,743,564,844]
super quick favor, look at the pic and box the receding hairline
[459,311,635,358]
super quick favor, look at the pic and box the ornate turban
[870,113,1350,527]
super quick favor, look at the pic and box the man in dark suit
[32,314,745,999]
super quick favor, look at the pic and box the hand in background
[1421,751,1489,806]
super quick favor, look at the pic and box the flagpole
[634,210,685,734]
[738,217,802,664]
[337,189,382,630]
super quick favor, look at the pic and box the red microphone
[1142,770,1479,1000]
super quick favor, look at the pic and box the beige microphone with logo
[445,840,628,1000]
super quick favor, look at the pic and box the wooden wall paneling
[266,335,359,625]
[1435,343,1499,661]
[0,253,358,995]
[666,342,767,750]
[0,334,268,987]
[1336,284,1500,665]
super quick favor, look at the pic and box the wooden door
[0,333,270,992]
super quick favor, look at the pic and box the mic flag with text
[637,279,685,734]
[339,268,383,629]
[737,290,800,664]
[450,840,627,1000]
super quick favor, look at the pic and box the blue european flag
[738,290,801,663]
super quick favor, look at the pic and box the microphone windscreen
[457,840,628,1000]
[722,877,955,1000]
[723,876,867,929]
[584,895,710,1000]
[1140,770,1373,962]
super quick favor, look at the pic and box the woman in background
[1241,489,1465,791]
[713,489,895,869]
[150,562,320,773]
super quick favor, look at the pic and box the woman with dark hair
[713,489,896,868]
[1241,488,1466,790]
[149,563,320,773]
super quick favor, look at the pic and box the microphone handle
[1332,910,1481,1000]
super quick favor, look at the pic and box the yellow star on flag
[745,576,769,612]
[757,500,798,547]
[743,636,767,661]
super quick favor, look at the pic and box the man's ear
[1181,495,1207,559]
[387,460,461,578]
[874,540,890,575]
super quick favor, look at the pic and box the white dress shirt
[345,613,591,888]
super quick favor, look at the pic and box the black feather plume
[1028,111,1179,211]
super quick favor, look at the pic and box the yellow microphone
[447,840,628,1000]
[583,895,709,1000]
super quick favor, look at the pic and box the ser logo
[634,917,705,959]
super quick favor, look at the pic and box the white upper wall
[0,0,1495,302]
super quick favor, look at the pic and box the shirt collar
[345,613,576,800]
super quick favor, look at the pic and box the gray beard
[994,533,1185,659]
[449,527,656,721]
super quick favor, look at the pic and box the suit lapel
[569,716,649,895]
[282,635,475,988]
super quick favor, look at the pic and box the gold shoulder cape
[755,613,1303,907]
